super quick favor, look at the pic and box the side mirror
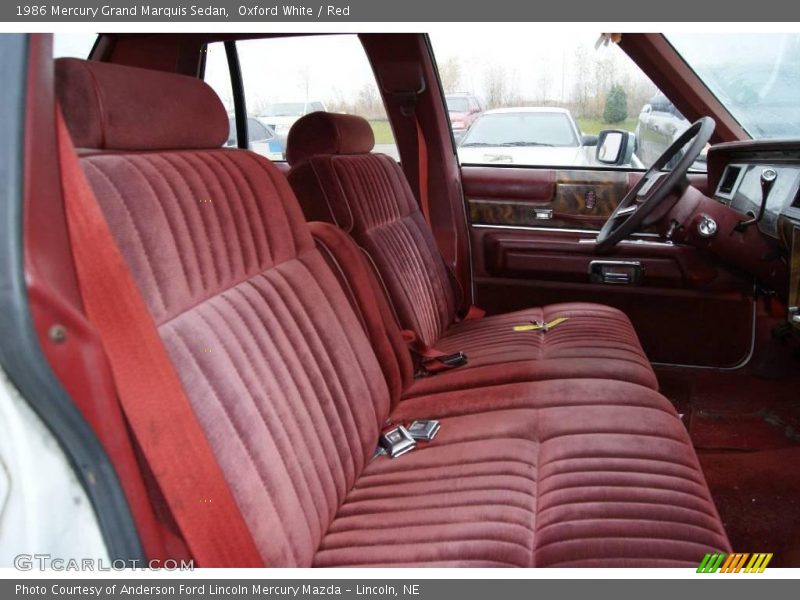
[596,130,635,166]
[581,135,598,147]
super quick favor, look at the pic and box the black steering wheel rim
[595,116,716,253]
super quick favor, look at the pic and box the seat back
[287,112,457,348]
[56,58,391,566]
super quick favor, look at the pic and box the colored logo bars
[697,553,773,573]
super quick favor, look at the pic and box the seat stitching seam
[82,159,168,315]
[202,151,265,271]
[120,155,195,300]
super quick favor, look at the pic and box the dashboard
[713,163,800,239]
[707,140,800,330]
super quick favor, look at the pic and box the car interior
[4,32,800,567]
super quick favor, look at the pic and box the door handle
[589,260,643,285]
[602,271,633,284]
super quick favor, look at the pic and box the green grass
[369,116,636,143]
[577,117,638,136]
[368,120,395,145]
[370,117,634,143]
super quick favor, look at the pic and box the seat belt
[415,118,431,225]
[400,91,483,324]
[414,113,483,323]
[55,110,264,568]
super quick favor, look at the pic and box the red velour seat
[54,58,727,567]
[286,112,658,391]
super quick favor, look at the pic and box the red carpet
[698,449,800,567]
[657,368,800,451]
[657,362,800,567]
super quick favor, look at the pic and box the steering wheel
[595,117,716,253]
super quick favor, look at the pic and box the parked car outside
[634,92,690,167]
[634,92,707,170]
[226,116,285,161]
[445,93,482,142]
[258,100,327,141]
[457,107,602,167]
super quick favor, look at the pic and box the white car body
[0,368,108,567]
[459,144,593,166]
[258,100,327,139]
[457,107,595,168]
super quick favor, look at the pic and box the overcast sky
[201,32,651,110]
[54,32,798,118]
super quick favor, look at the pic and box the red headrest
[55,58,228,151]
[286,112,375,166]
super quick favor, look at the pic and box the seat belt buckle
[378,425,416,458]
[407,420,440,442]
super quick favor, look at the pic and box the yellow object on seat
[513,317,570,332]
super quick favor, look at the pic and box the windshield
[461,112,579,147]
[446,96,470,112]
[261,102,306,117]
[667,33,800,139]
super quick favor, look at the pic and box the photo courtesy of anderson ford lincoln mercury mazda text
[0,31,799,569]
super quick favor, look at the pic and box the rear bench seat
[55,57,729,567]
[286,112,658,393]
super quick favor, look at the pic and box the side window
[53,34,97,58]
[204,43,238,145]
[204,35,397,162]
[431,33,699,171]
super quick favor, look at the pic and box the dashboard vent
[719,165,742,195]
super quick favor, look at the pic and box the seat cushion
[410,302,659,394]
[315,381,730,567]
[315,409,540,567]
[307,222,658,396]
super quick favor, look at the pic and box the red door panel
[481,230,733,288]
[464,166,755,368]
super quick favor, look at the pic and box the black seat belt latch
[417,351,468,378]
[435,352,468,368]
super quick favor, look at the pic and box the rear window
[204,35,398,162]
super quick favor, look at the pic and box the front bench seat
[55,57,727,567]
[286,113,658,391]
